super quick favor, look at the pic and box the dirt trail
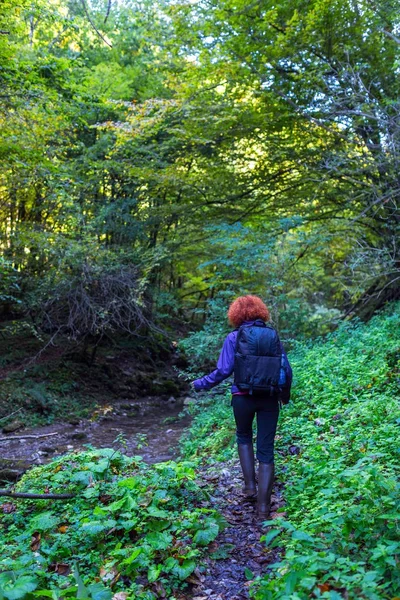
[0,396,191,481]
[188,461,284,600]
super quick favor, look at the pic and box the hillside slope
[183,303,400,599]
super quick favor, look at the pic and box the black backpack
[234,321,285,395]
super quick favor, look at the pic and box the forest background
[0,3,400,599]
[1,0,399,357]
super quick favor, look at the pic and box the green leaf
[146,506,169,518]
[80,520,116,535]
[71,471,93,485]
[73,564,90,600]
[145,532,173,550]
[29,512,58,532]
[105,497,126,512]
[118,478,138,490]
[261,529,282,546]
[292,530,314,543]
[87,583,112,600]
[147,565,162,583]
[0,576,38,600]
[172,559,196,580]
[123,548,142,565]
[193,523,219,546]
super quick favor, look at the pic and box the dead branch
[0,490,75,499]
[36,264,159,346]
[0,432,58,442]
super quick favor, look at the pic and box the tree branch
[80,0,112,48]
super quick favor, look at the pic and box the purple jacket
[193,320,292,401]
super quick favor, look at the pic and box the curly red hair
[227,295,270,327]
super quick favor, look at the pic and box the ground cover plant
[254,303,400,600]
[181,303,400,599]
[0,449,223,599]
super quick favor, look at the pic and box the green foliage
[0,449,224,599]
[180,391,236,462]
[2,0,400,339]
[179,293,234,370]
[0,260,21,308]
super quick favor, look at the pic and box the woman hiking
[192,295,292,519]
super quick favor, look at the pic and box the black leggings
[231,395,280,464]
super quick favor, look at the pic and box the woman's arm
[192,331,236,391]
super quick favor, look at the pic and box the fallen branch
[0,432,59,442]
[0,490,75,499]
[0,408,22,423]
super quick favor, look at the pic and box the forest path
[0,395,191,481]
[188,461,284,600]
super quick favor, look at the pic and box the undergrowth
[254,305,400,600]
[0,449,223,599]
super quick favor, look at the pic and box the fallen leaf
[57,524,69,533]
[1,503,16,514]
[317,583,331,593]
[152,581,166,597]
[99,494,112,504]
[100,565,119,586]
[31,532,41,551]
[48,562,71,576]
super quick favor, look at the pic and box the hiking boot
[237,443,257,498]
[257,462,274,520]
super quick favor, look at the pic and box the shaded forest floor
[0,324,188,427]
[0,324,192,483]
[0,328,286,600]
[0,396,192,481]
[1,306,399,599]
[187,461,284,600]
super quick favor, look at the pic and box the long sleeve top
[192,320,292,402]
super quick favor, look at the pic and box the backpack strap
[234,324,245,352]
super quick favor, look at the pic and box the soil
[0,395,192,482]
[185,460,284,600]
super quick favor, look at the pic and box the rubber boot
[257,462,274,521]
[237,443,257,498]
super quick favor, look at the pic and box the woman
[192,295,292,519]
